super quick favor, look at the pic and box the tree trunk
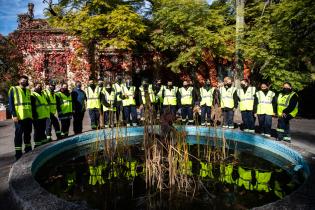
[87,40,97,79]
[235,0,245,87]
[202,50,218,87]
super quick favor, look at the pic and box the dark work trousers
[104,111,115,127]
[46,113,61,140]
[257,114,272,135]
[222,110,234,127]
[14,118,32,160]
[73,111,85,134]
[181,105,193,123]
[123,105,137,125]
[33,118,48,147]
[201,106,211,124]
[88,108,100,130]
[116,102,124,124]
[154,102,162,118]
[241,111,255,131]
[277,115,293,140]
[163,105,177,119]
[60,118,71,137]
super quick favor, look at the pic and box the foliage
[151,0,234,73]
[242,0,315,91]
[46,0,146,50]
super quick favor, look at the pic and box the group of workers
[8,75,298,160]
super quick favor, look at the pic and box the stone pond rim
[8,126,313,210]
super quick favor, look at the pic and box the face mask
[35,88,42,93]
[262,89,268,93]
[241,84,246,89]
[225,83,232,88]
[60,88,66,92]
[76,84,82,89]
[106,88,111,92]
[21,81,28,87]
[89,84,95,88]
[50,86,55,91]
[184,85,188,89]
[98,83,103,87]
[143,84,148,88]
[282,88,291,94]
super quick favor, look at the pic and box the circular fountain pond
[9,126,310,210]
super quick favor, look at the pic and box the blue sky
[0,0,213,36]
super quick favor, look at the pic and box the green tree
[242,0,315,91]
[151,0,234,78]
[45,0,147,77]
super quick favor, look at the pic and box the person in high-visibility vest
[161,80,179,118]
[139,79,156,123]
[237,79,256,132]
[218,77,238,129]
[199,79,215,126]
[85,79,101,130]
[101,83,117,128]
[71,81,87,134]
[276,82,298,142]
[254,170,272,192]
[254,82,276,137]
[153,79,163,119]
[97,78,105,128]
[31,82,50,147]
[56,83,73,138]
[43,80,61,140]
[178,81,196,125]
[8,75,33,160]
[113,75,124,124]
[121,79,137,126]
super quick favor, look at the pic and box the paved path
[0,113,315,209]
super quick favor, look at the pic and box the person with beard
[8,75,33,160]
[139,79,156,123]
[237,79,256,132]
[72,81,87,134]
[199,79,215,126]
[113,75,124,124]
[276,82,298,142]
[85,79,101,130]
[218,77,238,129]
[254,82,276,137]
[161,80,179,118]
[121,78,137,126]
[44,80,61,140]
[101,83,117,128]
[178,80,197,125]
[31,82,50,147]
[56,83,73,138]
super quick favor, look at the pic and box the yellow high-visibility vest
[200,87,214,106]
[237,166,253,190]
[139,85,156,104]
[256,90,275,115]
[237,86,256,111]
[9,86,32,120]
[102,89,116,111]
[31,91,50,119]
[57,92,72,114]
[163,87,178,106]
[219,87,237,108]
[179,87,193,105]
[43,89,57,114]
[86,86,101,109]
[254,170,272,192]
[113,83,123,102]
[220,163,234,184]
[122,85,136,106]
[277,92,298,117]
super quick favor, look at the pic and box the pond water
[35,137,305,210]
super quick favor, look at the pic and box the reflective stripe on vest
[102,89,116,111]
[219,87,236,108]
[179,87,193,105]
[86,86,101,109]
[140,85,156,104]
[31,92,50,119]
[277,92,298,117]
[163,87,177,106]
[44,89,57,114]
[113,83,123,101]
[57,92,72,114]
[10,86,32,120]
[89,165,105,185]
[122,85,136,106]
[256,90,275,115]
[200,87,214,106]
[237,86,256,111]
